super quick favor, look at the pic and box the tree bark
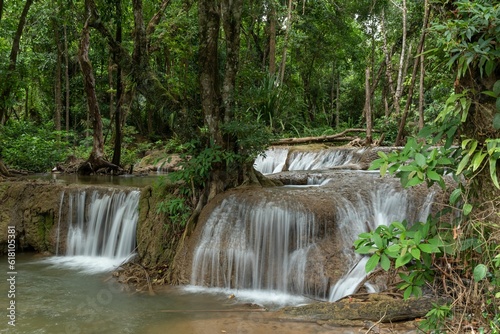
[54,23,62,132]
[268,3,276,76]
[364,67,373,145]
[64,25,70,133]
[112,0,123,167]
[271,128,369,145]
[278,0,293,85]
[395,0,430,146]
[77,2,119,175]
[0,0,34,124]
[418,0,430,131]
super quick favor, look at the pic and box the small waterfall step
[46,188,140,274]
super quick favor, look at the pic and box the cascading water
[254,146,366,174]
[48,189,140,273]
[187,146,440,305]
[328,186,435,302]
[190,195,327,300]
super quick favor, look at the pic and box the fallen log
[278,294,449,326]
[271,128,369,146]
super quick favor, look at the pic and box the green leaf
[426,169,441,181]
[403,286,412,300]
[472,151,487,171]
[494,113,500,130]
[365,254,380,273]
[473,264,488,282]
[405,175,424,187]
[456,154,470,174]
[494,80,500,96]
[377,151,388,160]
[372,233,383,249]
[463,203,473,216]
[380,161,388,177]
[395,253,412,268]
[419,243,436,254]
[449,188,462,205]
[490,156,500,189]
[497,98,500,113]
[380,253,391,271]
[415,153,426,167]
[410,247,421,260]
[356,246,375,254]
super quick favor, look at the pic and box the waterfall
[190,195,326,298]
[328,186,435,302]
[65,189,140,258]
[254,146,366,174]
[254,147,289,174]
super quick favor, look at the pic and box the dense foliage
[0,0,499,331]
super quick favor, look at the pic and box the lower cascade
[190,195,327,298]
[188,177,436,303]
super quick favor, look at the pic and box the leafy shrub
[0,121,68,172]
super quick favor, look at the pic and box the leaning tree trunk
[77,5,119,175]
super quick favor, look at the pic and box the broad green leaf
[372,233,383,249]
[395,253,413,268]
[410,247,421,260]
[365,254,380,273]
[494,113,500,130]
[450,188,462,205]
[472,151,487,171]
[427,170,441,181]
[415,153,426,167]
[403,286,412,300]
[493,80,500,95]
[419,243,436,254]
[405,175,424,187]
[456,154,470,174]
[463,203,473,216]
[377,151,388,160]
[473,264,488,282]
[380,253,391,271]
[380,161,388,177]
[497,98,500,113]
[490,157,500,189]
[356,246,375,254]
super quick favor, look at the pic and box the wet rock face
[174,171,439,301]
[0,181,65,254]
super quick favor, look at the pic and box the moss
[37,211,54,252]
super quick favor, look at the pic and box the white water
[254,147,365,174]
[44,189,140,273]
[191,196,326,298]
[328,187,435,301]
[254,147,289,174]
[287,149,358,171]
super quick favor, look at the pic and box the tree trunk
[64,25,70,133]
[268,3,276,76]
[112,0,123,167]
[364,67,373,145]
[396,1,430,144]
[0,0,34,124]
[77,2,119,175]
[278,0,293,85]
[0,159,10,177]
[418,0,430,131]
[54,23,62,132]
[393,0,407,120]
[221,0,243,124]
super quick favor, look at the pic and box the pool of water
[0,254,314,334]
[28,173,164,188]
